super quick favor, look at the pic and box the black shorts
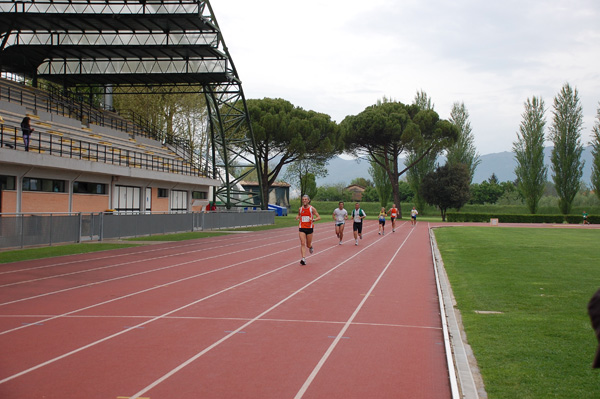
[299,228,314,235]
[379,219,385,226]
[353,222,363,233]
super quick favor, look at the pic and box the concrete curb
[430,227,487,399]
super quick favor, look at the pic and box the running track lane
[0,221,451,398]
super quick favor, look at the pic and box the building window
[23,177,65,192]
[73,181,107,195]
[171,190,188,211]
[113,185,141,212]
[0,175,16,190]
[158,188,168,198]
[192,191,207,200]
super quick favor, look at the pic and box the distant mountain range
[311,146,595,187]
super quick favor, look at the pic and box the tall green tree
[590,103,600,199]
[369,155,392,207]
[447,101,480,181]
[341,100,457,217]
[407,90,438,213]
[420,163,471,221]
[469,177,504,205]
[301,173,318,199]
[513,96,548,214]
[283,159,327,198]
[591,104,600,201]
[549,83,584,215]
[246,98,340,208]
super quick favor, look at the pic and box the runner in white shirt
[332,201,348,245]
[351,202,366,245]
[410,207,419,226]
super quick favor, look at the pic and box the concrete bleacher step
[2,79,198,173]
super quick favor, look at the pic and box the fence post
[78,213,82,243]
[20,214,24,248]
[99,212,104,242]
[49,213,53,246]
[91,212,95,241]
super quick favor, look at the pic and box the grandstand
[0,0,264,215]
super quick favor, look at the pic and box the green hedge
[446,212,599,224]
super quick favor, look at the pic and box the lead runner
[295,194,321,265]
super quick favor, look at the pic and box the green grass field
[434,227,600,398]
[0,243,140,264]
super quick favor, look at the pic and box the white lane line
[0,314,442,330]
[0,236,297,308]
[293,226,415,399]
[0,229,354,383]
[0,245,310,384]
[0,239,299,336]
[126,229,394,399]
[0,232,262,275]
[0,232,296,287]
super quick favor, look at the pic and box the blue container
[268,204,288,216]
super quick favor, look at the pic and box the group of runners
[295,194,419,266]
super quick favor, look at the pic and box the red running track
[0,220,451,399]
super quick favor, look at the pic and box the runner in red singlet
[295,194,321,265]
[388,204,399,232]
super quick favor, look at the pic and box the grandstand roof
[0,0,234,88]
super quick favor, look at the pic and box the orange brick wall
[191,199,206,212]
[1,191,17,213]
[151,188,169,212]
[21,192,69,213]
[72,194,110,213]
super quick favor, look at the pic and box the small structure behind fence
[0,210,275,249]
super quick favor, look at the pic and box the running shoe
[355,239,358,246]
[309,246,314,254]
[339,240,342,245]
[300,258,306,265]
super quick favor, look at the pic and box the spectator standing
[20,116,34,152]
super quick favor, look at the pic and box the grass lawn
[434,227,600,398]
[0,243,140,264]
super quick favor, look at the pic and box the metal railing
[0,124,207,176]
[0,210,275,249]
[0,77,197,162]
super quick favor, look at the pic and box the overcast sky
[211,0,600,155]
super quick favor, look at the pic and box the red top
[299,206,314,229]
[390,208,398,218]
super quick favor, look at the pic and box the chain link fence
[0,210,275,249]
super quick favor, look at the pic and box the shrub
[446,212,599,224]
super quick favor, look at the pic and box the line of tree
[116,83,599,216]
[513,82,598,215]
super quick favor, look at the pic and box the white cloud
[212,0,600,154]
